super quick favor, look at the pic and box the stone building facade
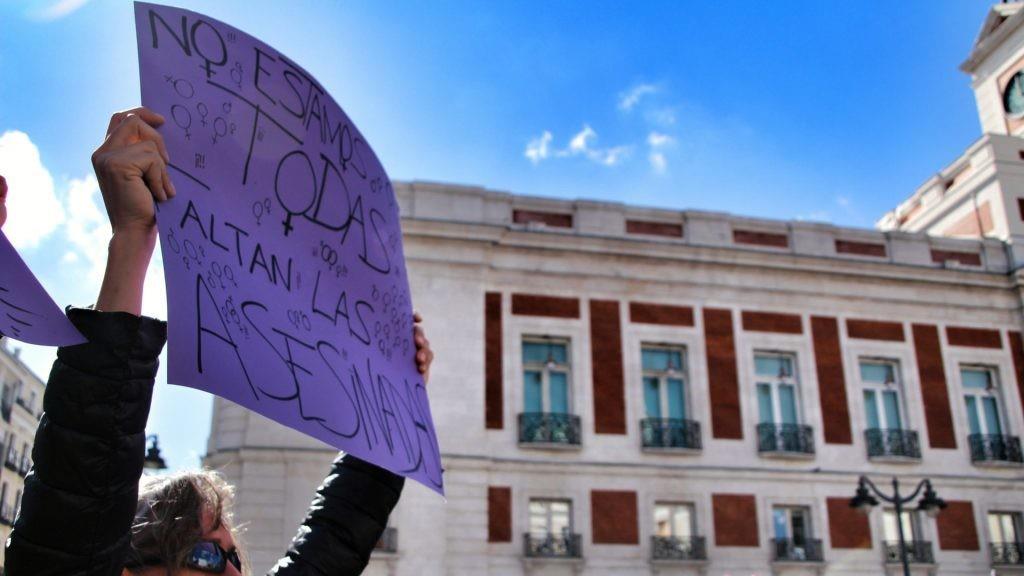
[0,339,45,570]
[205,4,1024,575]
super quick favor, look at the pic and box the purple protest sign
[0,230,85,346]
[134,2,443,494]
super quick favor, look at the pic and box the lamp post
[143,434,167,472]
[849,475,946,576]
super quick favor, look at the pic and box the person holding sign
[4,107,434,576]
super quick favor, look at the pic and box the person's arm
[4,108,173,576]
[268,316,433,576]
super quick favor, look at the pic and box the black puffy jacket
[4,308,403,576]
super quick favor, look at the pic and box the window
[654,502,695,539]
[529,499,573,538]
[523,338,571,415]
[861,360,905,430]
[642,346,687,420]
[883,509,921,542]
[989,512,1023,544]
[756,353,800,425]
[773,506,812,546]
[962,366,1006,436]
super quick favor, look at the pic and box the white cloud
[649,152,667,175]
[600,146,631,166]
[64,174,110,281]
[646,107,677,126]
[619,84,657,112]
[525,131,553,165]
[836,195,851,208]
[0,130,65,249]
[646,131,674,174]
[26,0,91,21]
[568,125,597,154]
[647,132,674,148]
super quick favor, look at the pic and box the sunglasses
[127,540,242,574]
[186,541,242,574]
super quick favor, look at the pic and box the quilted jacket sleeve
[266,454,404,576]
[4,308,167,576]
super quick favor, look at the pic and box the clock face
[1004,71,1024,116]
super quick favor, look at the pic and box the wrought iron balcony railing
[518,413,581,446]
[757,423,815,455]
[865,428,921,460]
[651,535,707,561]
[969,434,1023,464]
[523,533,582,559]
[374,527,397,554]
[992,542,1024,565]
[772,538,824,562]
[884,540,934,564]
[641,418,702,451]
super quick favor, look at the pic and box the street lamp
[849,475,946,576]
[143,434,167,471]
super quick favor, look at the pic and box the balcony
[640,418,701,451]
[865,429,921,460]
[772,538,824,563]
[651,535,707,561]
[523,533,582,559]
[757,423,815,457]
[374,527,397,554]
[518,413,581,447]
[884,541,935,564]
[992,542,1024,566]
[969,434,1023,465]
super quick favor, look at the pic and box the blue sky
[0,0,996,470]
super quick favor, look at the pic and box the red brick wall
[741,311,803,334]
[512,209,573,228]
[812,317,852,444]
[511,294,580,318]
[1009,332,1024,425]
[591,490,639,544]
[485,292,503,429]
[835,239,887,257]
[827,497,871,549]
[937,501,980,551]
[488,486,512,542]
[912,324,957,449]
[712,494,759,547]
[930,249,982,267]
[946,326,1002,349]
[625,219,683,238]
[704,308,743,439]
[733,229,789,248]
[628,302,694,327]
[846,319,905,342]
[590,300,626,434]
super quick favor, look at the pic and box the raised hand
[413,311,434,384]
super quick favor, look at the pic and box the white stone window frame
[623,319,705,449]
[736,325,821,446]
[944,341,1021,446]
[520,485,583,542]
[959,363,1010,436]
[643,488,709,560]
[521,335,574,415]
[878,506,927,544]
[752,350,803,426]
[981,504,1024,545]
[640,344,690,420]
[761,494,824,555]
[858,357,910,431]
[506,309,589,437]
[527,497,575,538]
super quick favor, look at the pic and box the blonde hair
[125,469,247,575]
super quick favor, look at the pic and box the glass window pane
[654,505,671,536]
[523,342,548,364]
[791,509,807,545]
[965,396,982,435]
[962,368,991,390]
[644,377,661,419]
[860,362,893,384]
[864,390,880,429]
[642,349,670,371]
[779,385,798,425]
[883,391,902,430]
[550,501,571,535]
[524,371,542,413]
[549,343,568,365]
[667,378,685,419]
[983,397,1003,435]
[756,355,784,377]
[773,509,789,539]
[901,512,916,541]
[758,383,774,423]
[883,511,898,541]
[673,505,693,539]
[990,513,1004,543]
[549,372,568,414]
